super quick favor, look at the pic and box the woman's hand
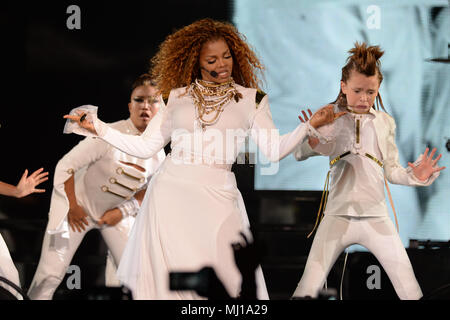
[15,168,49,198]
[408,147,446,182]
[63,111,97,135]
[297,108,319,149]
[68,204,89,233]
[309,105,347,129]
[97,208,123,227]
[298,108,314,123]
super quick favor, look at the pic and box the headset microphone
[201,67,219,78]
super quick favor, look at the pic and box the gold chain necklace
[190,78,242,130]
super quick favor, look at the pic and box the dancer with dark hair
[28,74,165,299]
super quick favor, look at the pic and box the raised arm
[250,97,343,162]
[64,104,171,159]
[0,168,49,198]
[293,107,339,161]
[384,115,444,186]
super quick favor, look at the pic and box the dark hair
[131,73,157,92]
[333,42,386,112]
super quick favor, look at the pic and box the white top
[93,84,321,167]
[294,104,439,217]
[84,84,321,300]
[48,119,166,232]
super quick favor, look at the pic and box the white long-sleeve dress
[86,84,318,299]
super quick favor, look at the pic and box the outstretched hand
[298,106,344,149]
[298,108,314,123]
[298,108,320,148]
[308,105,347,129]
[16,168,49,198]
[63,111,97,135]
[408,147,446,182]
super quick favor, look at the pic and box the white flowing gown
[84,84,319,299]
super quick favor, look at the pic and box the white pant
[0,234,21,298]
[292,215,423,300]
[28,216,131,300]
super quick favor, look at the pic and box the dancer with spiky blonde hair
[292,42,445,300]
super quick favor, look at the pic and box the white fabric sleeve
[65,101,172,160]
[293,139,321,161]
[310,139,336,157]
[63,105,99,137]
[383,116,439,186]
[64,98,172,159]
[53,137,109,189]
[118,197,140,218]
[49,136,109,231]
[95,103,171,159]
[249,95,325,162]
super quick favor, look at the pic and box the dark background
[0,1,448,300]
[0,0,241,295]
[0,1,233,220]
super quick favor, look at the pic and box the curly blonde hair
[150,18,264,98]
[334,42,386,111]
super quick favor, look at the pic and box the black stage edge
[0,300,447,319]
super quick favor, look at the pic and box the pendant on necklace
[234,92,243,103]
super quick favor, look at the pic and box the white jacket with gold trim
[294,105,440,217]
[47,118,166,233]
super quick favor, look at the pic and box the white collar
[125,118,142,136]
[346,105,371,114]
[338,105,377,118]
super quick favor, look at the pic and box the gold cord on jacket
[356,119,360,144]
[101,185,129,199]
[307,151,399,238]
[384,177,399,232]
[307,170,331,238]
[109,178,137,192]
[116,167,145,183]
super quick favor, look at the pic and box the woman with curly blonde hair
[64,18,341,299]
